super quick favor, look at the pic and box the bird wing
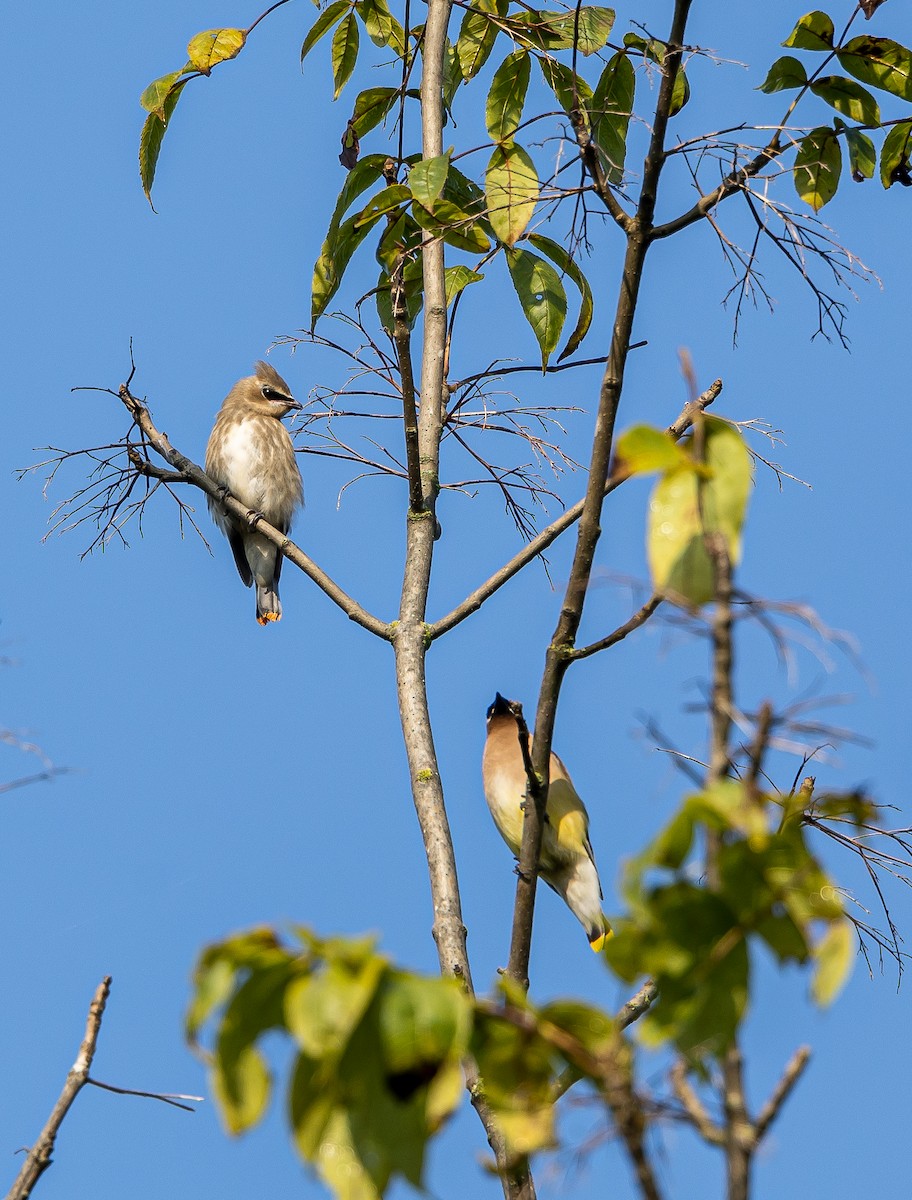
[227,528,253,587]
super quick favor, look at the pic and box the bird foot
[216,484,230,503]
[246,509,265,530]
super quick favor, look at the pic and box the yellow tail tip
[589,922,614,954]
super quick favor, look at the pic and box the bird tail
[256,584,282,626]
[588,914,613,954]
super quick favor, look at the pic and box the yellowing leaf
[187,28,246,74]
[485,142,539,245]
[615,424,691,476]
[811,918,855,1006]
[214,1043,271,1134]
[409,152,451,209]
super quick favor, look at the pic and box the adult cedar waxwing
[482,693,611,952]
[205,361,304,625]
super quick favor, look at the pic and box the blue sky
[3,1,911,1197]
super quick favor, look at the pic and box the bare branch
[752,1046,811,1145]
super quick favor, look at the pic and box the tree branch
[752,1045,811,1146]
[7,978,111,1200]
[114,384,391,639]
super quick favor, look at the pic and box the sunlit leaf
[794,125,842,210]
[213,1044,271,1134]
[411,199,491,252]
[811,918,855,1005]
[485,142,539,245]
[444,264,485,306]
[187,28,246,74]
[505,247,567,370]
[845,126,876,180]
[527,232,593,359]
[350,86,399,135]
[409,152,451,209]
[301,0,350,61]
[782,10,834,51]
[312,207,385,323]
[357,0,406,55]
[837,35,912,102]
[331,13,360,99]
[590,52,634,183]
[538,57,592,115]
[758,54,807,93]
[354,183,411,225]
[139,79,188,207]
[140,70,187,118]
[669,65,690,116]
[486,50,530,143]
[456,2,504,81]
[810,75,880,123]
[880,119,912,187]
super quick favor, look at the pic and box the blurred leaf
[505,247,567,370]
[527,232,593,359]
[214,1043,271,1135]
[486,50,530,143]
[471,1007,558,1153]
[837,35,912,101]
[812,918,855,1005]
[485,142,539,245]
[444,264,485,306]
[782,11,834,51]
[590,52,635,182]
[357,0,406,55]
[187,28,246,74]
[301,0,350,61]
[810,75,880,123]
[614,424,691,476]
[409,152,451,209]
[351,86,400,136]
[331,13,360,99]
[794,126,842,210]
[139,79,188,206]
[285,953,387,1060]
[880,119,912,187]
[758,54,808,93]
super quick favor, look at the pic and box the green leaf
[811,919,854,1005]
[669,65,690,116]
[301,0,350,61]
[782,11,834,51]
[810,75,880,124]
[285,955,387,1060]
[646,417,752,606]
[845,126,877,180]
[376,263,424,333]
[538,58,592,116]
[331,13,360,99]
[312,207,384,323]
[526,232,593,359]
[590,52,634,183]
[758,54,808,93]
[213,1043,271,1134]
[350,86,400,135]
[354,183,412,225]
[505,247,567,370]
[187,28,246,74]
[408,152,451,209]
[356,0,406,55]
[140,70,187,118]
[486,50,530,143]
[553,5,615,55]
[411,199,491,253]
[324,153,390,239]
[444,264,485,306]
[614,424,692,476]
[794,126,842,210]
[837,35,912,102]
[880,119,912,187]
[485,142,539,245]
[456,4,502,81]
[471,1008,558,1154]
[375,209,422,270]
[139,79,188,208]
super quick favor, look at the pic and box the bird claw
[216,484,230,503]
[246,509,265,530]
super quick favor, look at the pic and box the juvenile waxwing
[205,361,304,625]
[482,693,611,952]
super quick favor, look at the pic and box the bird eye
[262,386,275,399]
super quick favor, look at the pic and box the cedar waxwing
[205,361,304,625]
[482,693,611,952]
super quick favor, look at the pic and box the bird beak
[286,398,303,411]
